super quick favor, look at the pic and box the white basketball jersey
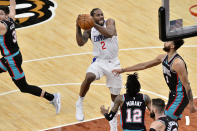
[90,21,119,59]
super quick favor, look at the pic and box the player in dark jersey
[100,73,151,131]
[149,98,178,131]
[0,0,60,114]
[112,39,197,120]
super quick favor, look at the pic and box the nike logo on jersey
[10,24,15,30]
[94,35,107,42]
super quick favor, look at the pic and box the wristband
[149,128,156,131]
[104,111,116,121]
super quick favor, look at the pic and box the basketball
[77,14,94,30]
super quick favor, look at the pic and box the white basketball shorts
[86,57,122,95]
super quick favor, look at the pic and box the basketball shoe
[76,99,84,121]
[50,93,61,114]
[109,113,118,131]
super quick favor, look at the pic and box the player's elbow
[9,14,15,20]
[184,83,191,90]
[108,33,113,38]
[77,42,84,46]
[77,41,85,47]
[142,64,148,70]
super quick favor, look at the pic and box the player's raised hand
[112,68,124,76]
[100,105,109,115]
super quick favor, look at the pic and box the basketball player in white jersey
[76,8,122,131]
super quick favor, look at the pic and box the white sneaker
[50,93,61,114]
[76,100,84,121]
[109,114,118,131]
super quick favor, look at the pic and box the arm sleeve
[104,111,116,121]
[149,128,156,131]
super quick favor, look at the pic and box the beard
[150,111,155,120]
[96,19,104,26]
[163,46,170,52]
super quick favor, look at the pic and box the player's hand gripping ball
[77,14,94,30]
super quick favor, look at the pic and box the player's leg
[107,78,122,131]
[79,72,96,97]
[105,58,123,131]
[0,57,8,73]
[76,60,102,121]
[5,53,61,114]
[12,77,61,114]
[165,91,189,120]
[106,58,123,102]
[108,88,122,131]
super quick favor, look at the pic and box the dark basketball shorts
[165,91,189,120]
[0,51,24,80]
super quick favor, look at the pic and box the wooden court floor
[0,0,197,130]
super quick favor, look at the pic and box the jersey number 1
[100,41,106,50]
[165,76,169,83]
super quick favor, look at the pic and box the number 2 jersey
[90,21,118,59]
[120,93,146,131]
[0,17,19,57]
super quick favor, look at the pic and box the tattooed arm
[94,18,117,38]
[172,58,197,113]
[100,95,123,121]
[9,0,16,20]
[76,15,91,46]
[111,95,124,112]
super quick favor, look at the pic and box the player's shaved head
[152,98,165,114]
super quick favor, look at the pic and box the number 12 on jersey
[126,108,142,123]
[100,41,106,50]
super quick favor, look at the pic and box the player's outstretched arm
[76,15,90,46]
[9,0,16,20]
[112,54,165,75]
[172,58,197,113]
[94,18,116,38]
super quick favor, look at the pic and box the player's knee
[85,73,96,82]
[19,88,28,93]
[15,82,29,93]
[111,94,118,102]
[18,85,29,93]
[86,76,95,82]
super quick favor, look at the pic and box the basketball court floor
[0,0,197,130]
